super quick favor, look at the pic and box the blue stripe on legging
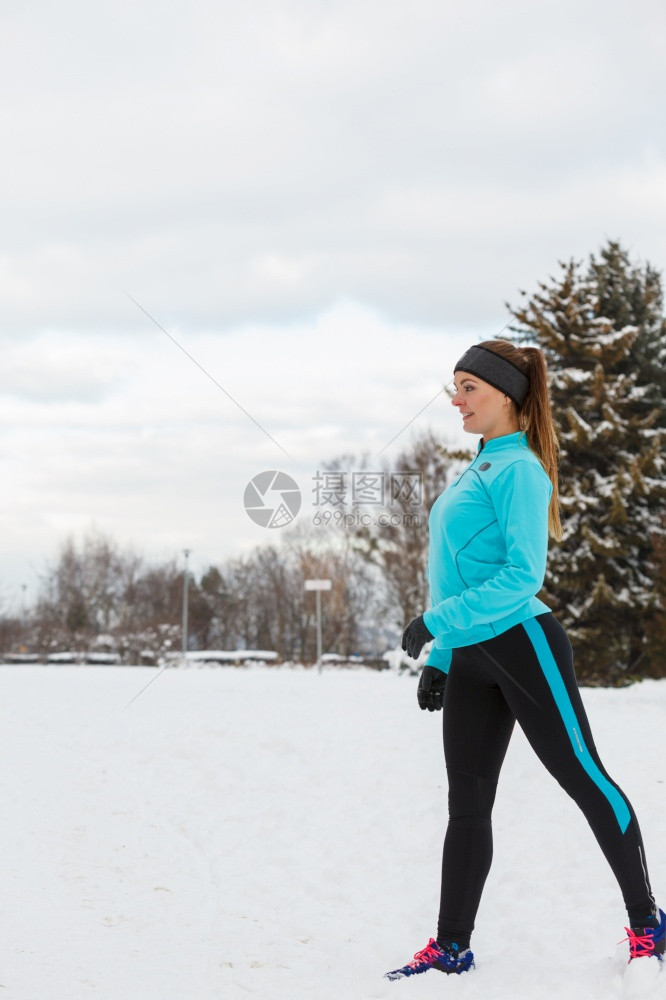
[522,617,631,834]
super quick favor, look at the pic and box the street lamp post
[182,549,191,660]
[304,578,332,670]
[20,584,27,649]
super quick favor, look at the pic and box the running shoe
[623,908,665,961]
[384,937,474,979]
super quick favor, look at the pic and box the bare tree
[317,429,471,630]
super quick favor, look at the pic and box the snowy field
[0,665,664,1000]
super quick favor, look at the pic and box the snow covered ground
[0,665,664,1000]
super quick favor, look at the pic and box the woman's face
[451,371,519,441]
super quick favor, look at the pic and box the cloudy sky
[2,0,665,608]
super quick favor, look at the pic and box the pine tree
[590,241,666,415]
[587,242,666,675]
[509,245,666,682]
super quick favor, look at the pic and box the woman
[385,340,664,980]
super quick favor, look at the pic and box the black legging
[438,613,655,946]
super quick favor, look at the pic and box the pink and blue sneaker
[623,908,665,962]
[384,937,474,980]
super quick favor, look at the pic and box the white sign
[304,579,332,591]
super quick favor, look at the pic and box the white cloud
[1,0,665,597]
[0,302,476,599]
[2,0,665,333]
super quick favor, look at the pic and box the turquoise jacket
[423,431,552,672]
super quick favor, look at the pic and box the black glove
[417,665,447,711]
[401,615,434,660]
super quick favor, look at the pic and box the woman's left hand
[417,665,447,711]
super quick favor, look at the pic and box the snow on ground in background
[0,666,664,1000]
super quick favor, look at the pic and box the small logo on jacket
[479,462,491,471]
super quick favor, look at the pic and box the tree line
[1,240,664,682]
[0,432,470,666]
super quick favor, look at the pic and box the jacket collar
[476,430,529,454]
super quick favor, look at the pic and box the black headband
[454,345,529,406]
